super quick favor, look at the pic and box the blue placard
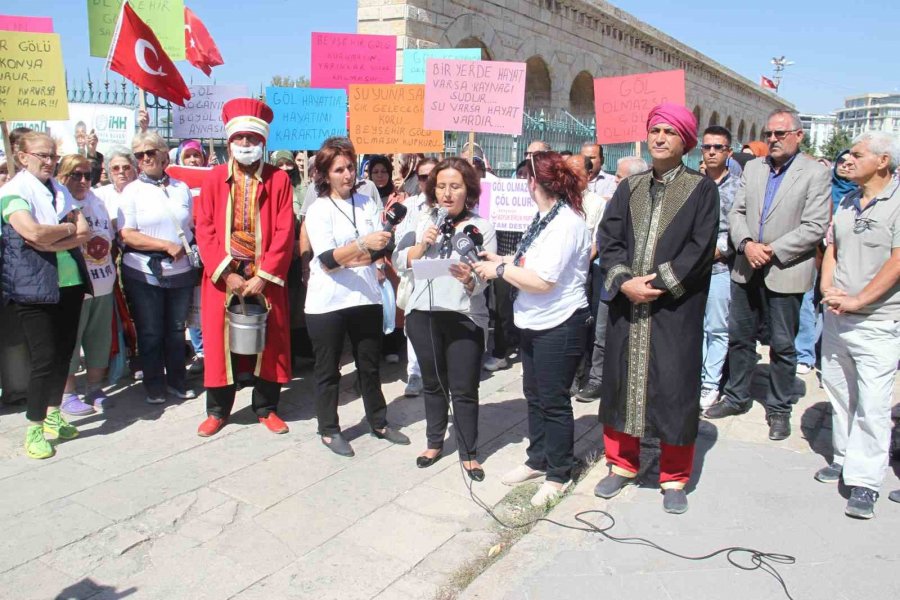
[401,48,482,84]
[266,87,348,150]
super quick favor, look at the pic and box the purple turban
[646,102,698,152]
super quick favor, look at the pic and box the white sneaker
[500,464,546,486]
[699,388,720,410]
[385,354,400,364]
[483,356,508,372]
[167,386,198,400]
[404,374,423,397]
[796,363,813,375]
[530,481,570,507]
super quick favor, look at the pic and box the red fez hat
[222,98,274,142]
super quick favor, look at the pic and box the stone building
[358,0,791,144]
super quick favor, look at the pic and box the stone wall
[358,0,792,143]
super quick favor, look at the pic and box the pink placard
[424,59,526,135]
[593,69,686,144]
[0,15,53,33]
[310,32,396,90]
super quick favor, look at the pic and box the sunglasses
[417,173,430,181]
[111,164,133,173]
[701,144,729,152]
[853,217,875,234]
[134,149,159,160]
[67,171,92,182]
[762,129,800,141]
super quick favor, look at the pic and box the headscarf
[831,149,857,210]
[367,154,394,200]
[270,150,301,188]
[646,102,698,152]
[747,141,769,157]
[174,139,208,166]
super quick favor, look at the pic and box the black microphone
[382,202,407,232]
[451,232,481,265]
[462,224,484,253]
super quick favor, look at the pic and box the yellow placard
[0,31,69,121]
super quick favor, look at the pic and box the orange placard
[593,69,686,145]
[349,84,444,154]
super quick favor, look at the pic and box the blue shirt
[758,153,797,240]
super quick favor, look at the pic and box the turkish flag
[760,76,777,90]
[185,7,223,76]
[106,2,191,106]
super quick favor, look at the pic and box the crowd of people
[0,99,897,518]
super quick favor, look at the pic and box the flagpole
[1,121,16,177]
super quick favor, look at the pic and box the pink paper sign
[425,59,526,135]
[310,32,396,90]
[593,69,686,144]
[0,15,53,33]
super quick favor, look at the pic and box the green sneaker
[24,425,55,459]
[44,409,79,440]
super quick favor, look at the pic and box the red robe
[196,161,295,387]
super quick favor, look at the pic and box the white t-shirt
[94,184,126,224]
[513,204,591,330]
[304,192,383,314]
[117,178,194,277]
[75,190,116,297]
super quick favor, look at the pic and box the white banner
[172,85,250,139]
[8,103,137,158]
[477,178,536,232]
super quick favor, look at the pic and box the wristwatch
[496,264,506,280]
[737,238,752,254]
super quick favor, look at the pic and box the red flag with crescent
[106,1,191,106]
[184,7,224,76]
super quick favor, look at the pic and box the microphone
[451,232,481,265]
[462,224,484,253]
[382,202,407,232]
[433,206,449,226]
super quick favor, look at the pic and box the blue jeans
[701,271,731,390]
[794,288,819,366]
[123,277,192,396]
[189,327,204,355]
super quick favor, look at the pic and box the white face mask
[230,142,263,166]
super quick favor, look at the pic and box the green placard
[87,0,185,61]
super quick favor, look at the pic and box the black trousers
[206,361,281,419]
[306,304,387,436]
[521,307,591,483]
[722,272,803,415]
[14,286,85,422]
[490,278,518,359]
[406,310,484,459]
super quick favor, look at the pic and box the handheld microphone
[462,224,484,253]
[433,206,449,226]
[451,232,481,265]
[382,203,407,232]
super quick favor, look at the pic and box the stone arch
[440,14,499,60]
[525,55,552,112]
[708,111,720,127]
[750,124,758,140]
[737,119,746,143]
[455,36,493,60]
[725,116,734,134]
[569,71,595,119]
[693,105,702,129]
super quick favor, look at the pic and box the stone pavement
[0,354,604,600]
[460,365,900,600]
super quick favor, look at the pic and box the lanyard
[329,196,358,238]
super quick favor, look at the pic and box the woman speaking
[393,158,497,480]
[473,151,591,505]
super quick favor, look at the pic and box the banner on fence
[424,59,527,136]
[173,84,249,139]
[266,87,347,151]
[0,31,68,121]
[401,48,481,84]
[477,178,535,232]
[0,15,53,33]
[593,69,685,144]
[88,0,186,61]
[310,32,396,90]
[349,84,443,154]
[7,103,136,157]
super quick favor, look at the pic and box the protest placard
[348,84,443,154]
[266,87,347,151]
[401,48,481,84]
[88,0,185,61]
[477,178,536,233]
[0,31,68,121]
[593,69,685,144]
[0,15,53,33]
[310,32,396,90]
[7,103,137,157]
[173,85,249,139]
[424,59,527,135]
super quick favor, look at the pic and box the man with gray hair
[814,131,900,519]
[615,155,649,183]
[705,109,831,442]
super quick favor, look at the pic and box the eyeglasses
[417,173,430,181]
[26,152,60,163]
[67,171,92,182]
[701,144,730,152]
[134,149,159,161]
[853,217,875,234]
[762,129,800,140]
[111,164,133,173]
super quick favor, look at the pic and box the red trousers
[603,427,695,489]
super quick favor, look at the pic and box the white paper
[411,258,457,280]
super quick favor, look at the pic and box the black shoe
[767,413,791,440]
[416,450,443,468]
[594,472,637,499]
[845,486,878,519]
[321,433,354,457]
[662,489,688,514]
[372,426,411,445]
[575,382,602,403]
[464,465,486,482]
[814,462,842,483]
[889,490,900,504]
[703,400,747,419]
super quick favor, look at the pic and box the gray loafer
[321,433,355,457]
[372,426,410,445]
[663,489,688,514]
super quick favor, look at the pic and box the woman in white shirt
[118,131,197,405]
[474,151,592,506]
[304,137,410,457]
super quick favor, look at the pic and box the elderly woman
[94,146,137,230]
[57,155,117,415]
[118,131,198,405]
[394,158,497,479]
[1,132,92,459]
